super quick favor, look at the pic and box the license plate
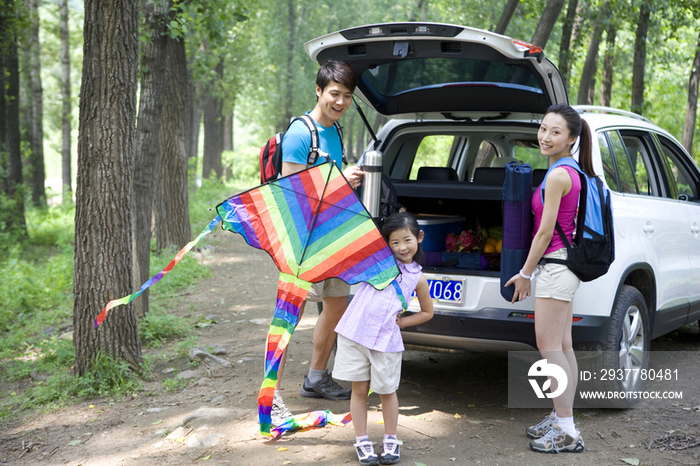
[412,277,465,304]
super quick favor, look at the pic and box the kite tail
[270,410,352,439]
[95,215,222,327]
[258,273,312,436]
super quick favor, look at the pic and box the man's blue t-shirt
[281,115,343,168]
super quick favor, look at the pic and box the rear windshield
[362,57,544,97]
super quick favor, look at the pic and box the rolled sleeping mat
[501,162,533,302]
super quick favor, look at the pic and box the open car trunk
[393,179,504,276]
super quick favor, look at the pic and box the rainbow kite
[216,161,401,436]
[97,161,403,438]
[270,410,352,439]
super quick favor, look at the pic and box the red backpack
[259,115,344,184]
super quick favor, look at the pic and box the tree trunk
[189,82,202,189]
[577,7,606,105]
[202,60,224,180]
[133,0,171,318]
[190,82,201,160]
[530,0,565,49]
[20,33,35,173]
[600,24,616,108]
[0,13,5,194]
[73,0,141,376]
[282,0,296,130]
[223,106,233,152]
[631,2,650,115]
[28,0,45,206]
[557,0,579,88]
[60,0,72,203]
[1,1,27,237]
[155,33,191,250]
[494,0,520,35]
[683,30,700,154]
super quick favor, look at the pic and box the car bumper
[400,307,612,353]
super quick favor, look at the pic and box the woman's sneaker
[529,424,585,453]
[271,394,293,427]
[353,439,379,466]
[526,411,555,439]
[380,437,403,464]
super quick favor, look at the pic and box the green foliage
[0,190,29,256]
[26,203,75,247]
[0,248,73,350]
[410,136,454,179]
[175,335,200,359]
[0,350,140,419]
[222,146,260,187]
[148,246,211,298]
[162,376,191,393]
[188,170,255,235]
[73,352,141,398]
[140,311,193,347]
[38,1,83,188]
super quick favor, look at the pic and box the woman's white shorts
[534,248,581,302]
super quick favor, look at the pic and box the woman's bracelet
[519,270,531,280]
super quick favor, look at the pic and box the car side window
[620,134,655,196]
[409,135,455,180]
[607,131,637,194]
[597,132,619,191]
[657,135,698,200]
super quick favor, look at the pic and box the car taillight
[512,39,543,56]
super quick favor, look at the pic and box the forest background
[1,0,700,418]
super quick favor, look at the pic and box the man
[271,61,364,424]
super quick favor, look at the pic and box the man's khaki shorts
[534,248,581,302]
[306,278,350,303]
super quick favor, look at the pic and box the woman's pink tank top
[531,165,581,254]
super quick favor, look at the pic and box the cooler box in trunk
[416,215,466,252]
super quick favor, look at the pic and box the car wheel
[583,285,650,408]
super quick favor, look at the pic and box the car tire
[581,285,650,408]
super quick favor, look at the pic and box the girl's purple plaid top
[335,261,423,353]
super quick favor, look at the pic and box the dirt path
[1,230,699,466]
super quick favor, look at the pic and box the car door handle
[643,222,654,233]
[692,223,700,234]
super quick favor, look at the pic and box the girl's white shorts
[332,335,402,395]
[535,248,581,302]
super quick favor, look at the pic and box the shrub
[140,311,192,347]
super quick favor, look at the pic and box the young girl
[333,212,434,465]
[505,104,592,454]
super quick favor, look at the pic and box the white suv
[306,23,700,394]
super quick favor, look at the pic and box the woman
[506,104,593,454]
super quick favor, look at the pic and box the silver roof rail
[574,105,652,124]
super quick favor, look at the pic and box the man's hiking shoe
[526,411,555,439]
[353,439,379,466]
[270,394,293,427]
[380,437,403,464]
[300,372,351,400]
[529,424,585,453]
